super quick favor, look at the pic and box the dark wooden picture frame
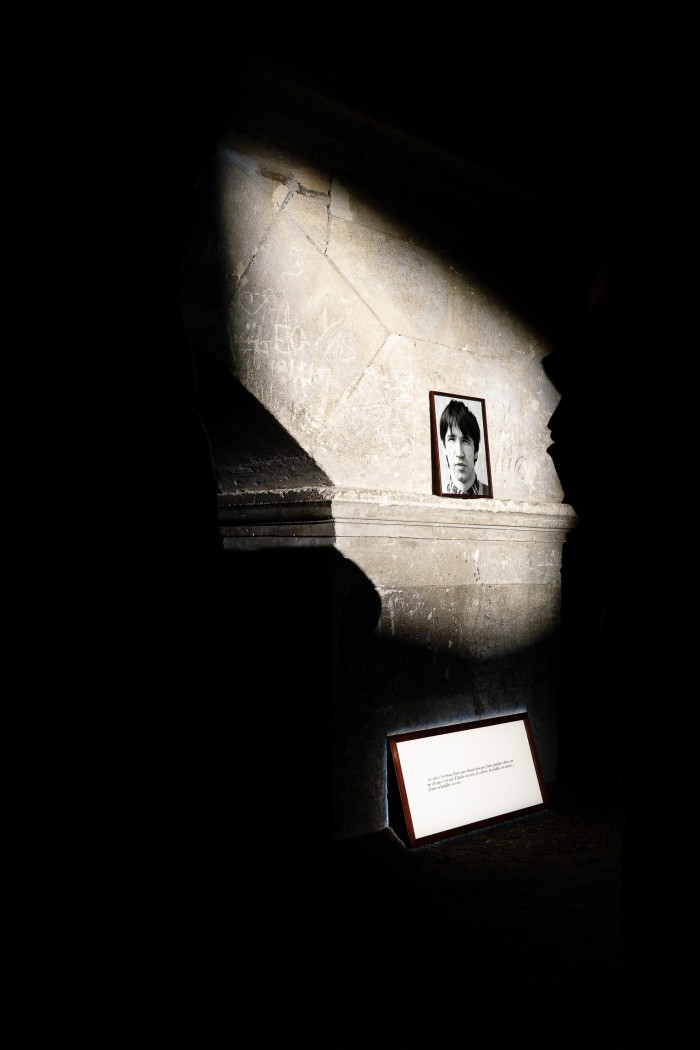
[388,714,548,848]
[429,390,493,498]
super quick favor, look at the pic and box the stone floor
[125,785,628,1048]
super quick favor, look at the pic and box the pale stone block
[217,158,279,281]
[229,211,387,450]
[283,192,329,253]
[327,218,453,342]
[314,334,421,490]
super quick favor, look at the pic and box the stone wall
[180,121,577,840]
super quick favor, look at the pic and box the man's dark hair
[439,399,481,453]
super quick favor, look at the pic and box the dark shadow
[543,222,670,793]
[192,346,333,492]
[543,219,678,1044]
[121,543,385,1016]
[386,736,410,844]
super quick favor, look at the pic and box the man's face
[444,423,477,490]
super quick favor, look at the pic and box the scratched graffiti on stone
[229,286,386,444]
[234,288,362,365]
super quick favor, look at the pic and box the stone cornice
[218,488,578,544]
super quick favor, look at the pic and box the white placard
[389,715,547,846]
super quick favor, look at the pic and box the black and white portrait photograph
[430,391,493,498]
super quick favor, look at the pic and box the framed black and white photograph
[429,390,493,498]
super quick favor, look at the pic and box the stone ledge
[218,487,578,542]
